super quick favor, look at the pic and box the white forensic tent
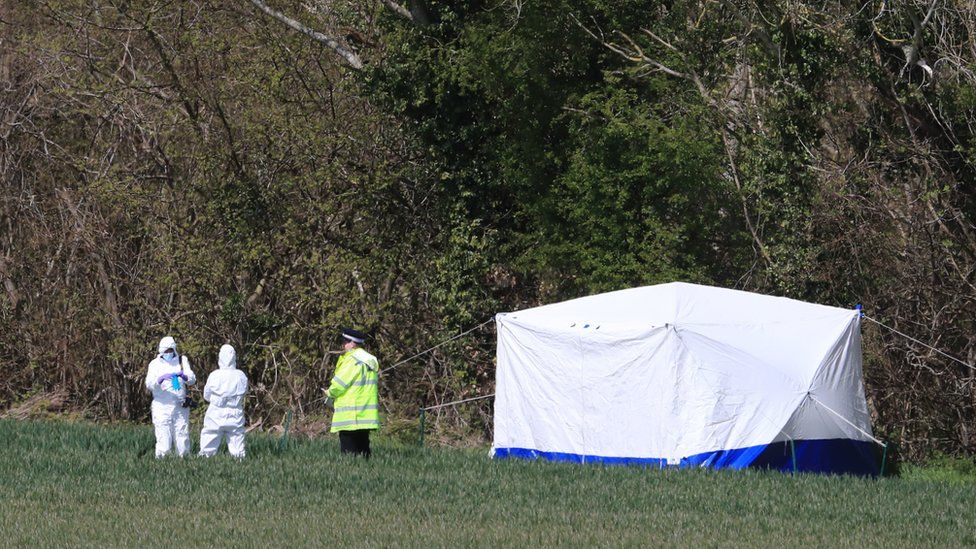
[492,282,880,475]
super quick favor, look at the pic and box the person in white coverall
[199,344,248,458]
[145,336,196,458]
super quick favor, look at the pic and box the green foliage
[902,455,976,484]
[4,0,976,458]
[369,0,743,300]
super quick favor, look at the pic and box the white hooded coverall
[199,344,248,458]
[145,336,196,458]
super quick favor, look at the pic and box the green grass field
[0,420,973,546]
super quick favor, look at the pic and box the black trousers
[339,429,372,458]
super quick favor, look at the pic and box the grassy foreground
[0,420,974,546]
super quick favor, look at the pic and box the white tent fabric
[492,282,876,473]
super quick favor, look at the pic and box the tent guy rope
[296,318,495,417]
[862,314,975,372]
[381,318,495,375]
[418,393,496,447]
[808,395,886,447]
[422,393,495,411]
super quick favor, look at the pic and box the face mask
[162,351,177,362]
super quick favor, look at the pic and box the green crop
[0,420,973,546]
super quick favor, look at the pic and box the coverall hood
[218,344,237,370]
[158,336,177,357]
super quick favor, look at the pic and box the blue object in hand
[172,375,181,391]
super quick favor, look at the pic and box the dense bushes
[2,0,975,458]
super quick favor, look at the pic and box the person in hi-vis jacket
[324,328,379,458]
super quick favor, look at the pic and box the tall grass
[0,420,973,546]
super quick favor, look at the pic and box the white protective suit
[145,336,196,458]
[199,344,248,458]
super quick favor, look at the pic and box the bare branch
[640,28,678,52]
[378,0,431,25]
[571,14,691,79]
[721,129,772,266]
[613,30,689,78]
[920,0,939,28]
[247,0,363,70]
[380,0,413,21]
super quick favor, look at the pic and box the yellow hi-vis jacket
[327,347,380,432]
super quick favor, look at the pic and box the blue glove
[156,374,173,386]
[177,372,188,381]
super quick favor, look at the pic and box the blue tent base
[493,438,880,476]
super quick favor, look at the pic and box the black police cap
[341,328,367,343]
